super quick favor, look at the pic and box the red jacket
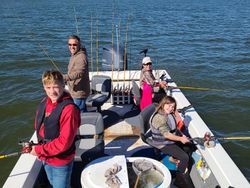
[34,94,80,166]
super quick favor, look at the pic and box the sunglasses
[68,43,78,47]
[144,63,152,66]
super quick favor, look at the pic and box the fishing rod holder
[111,85,133,105]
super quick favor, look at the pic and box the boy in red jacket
[30,70,80,188]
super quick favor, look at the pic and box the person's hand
[21,145,32,153]
[63,74,70,82]
[29,146,38,156]
[160,81,167,88]
[179,135,190,144]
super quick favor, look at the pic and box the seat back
[75,112,104,161]
[139,103,156,145]
[131,80,141,107]
[87,75,112,111]
[91,75,111,96]
[139,103,156,134]
[139,104,162,158]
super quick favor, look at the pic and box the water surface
[0,0,249,186]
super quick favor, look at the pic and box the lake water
[0,0,250,186]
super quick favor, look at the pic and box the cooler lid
[81,155,129,188]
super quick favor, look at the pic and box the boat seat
[86,75,112,112]
[131,80,141,108]
[139,103,162,158]
[75,112,104,162]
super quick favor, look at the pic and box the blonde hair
[42,70,64,86]
[156,96,177,113]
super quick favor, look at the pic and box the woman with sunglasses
[139,56,167,110]
[63,35,90,112]
[150,96,195,188]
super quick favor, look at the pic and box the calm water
[0,0,250,186]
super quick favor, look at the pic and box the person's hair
[156,96,177,113]
[42,70,64,86]
[68,35,81,47]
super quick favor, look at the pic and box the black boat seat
[139,103,156,136]
[86,75,112,112]
[75,112,104,162]
[139,103,162,159]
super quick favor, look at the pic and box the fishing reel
[159,73,174,83]
[18,141,38,153]
[0,140,39,159]
[191,132,216,148]
[203,132,216,148]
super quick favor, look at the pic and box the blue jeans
[73,98,87,112]
[43,161,73,188]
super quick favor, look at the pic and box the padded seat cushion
[86,93,109,107]
[75,112,104,161]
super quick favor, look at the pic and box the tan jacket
[64,48,90,99]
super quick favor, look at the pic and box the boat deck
[101,103,149,157]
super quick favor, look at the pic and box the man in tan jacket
[63,35,90,112]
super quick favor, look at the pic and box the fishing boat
[3,46,250,188]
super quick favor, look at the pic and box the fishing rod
[128,15,132,92]
[0,141,39,160]
[159,73,223,91]
[123,16,129,84]
[15,10,62,73]
[96,16,99,74]
[190,132,250,148]
[116,23,121,86]
[125,14,133,94]
[37,42,61,72]
[0,152,21,159]
[73,6,79,36]
[215,136,250,140]
[90,13,93,74]
[111,4,115,83]
[169,86,223,91]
